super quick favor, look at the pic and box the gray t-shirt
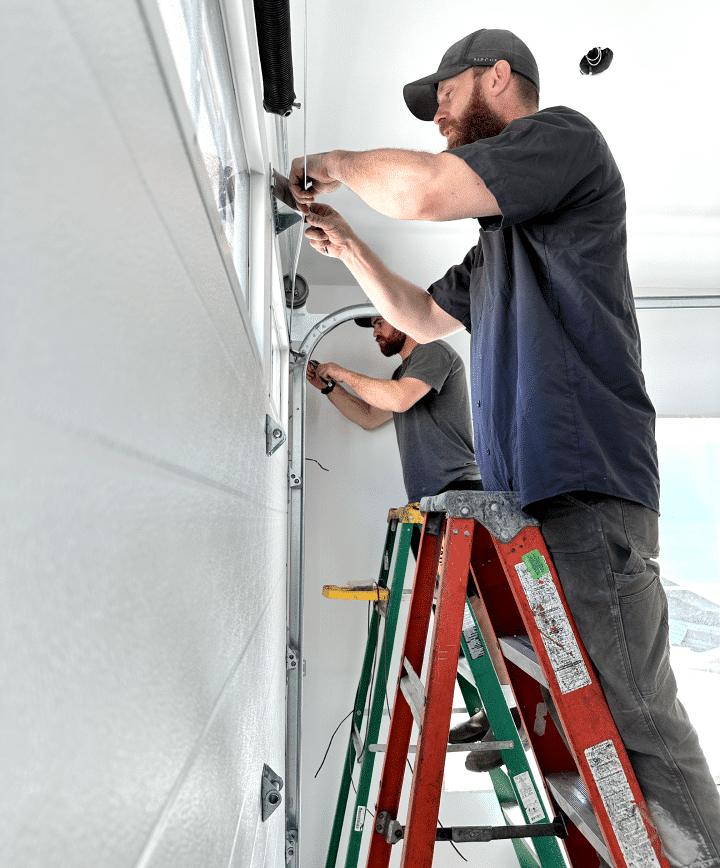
[392,341,481,502]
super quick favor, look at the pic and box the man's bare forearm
[340,234,464,343]
[325,149,440,220]
[327,384,391,430]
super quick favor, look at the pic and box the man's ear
[487,60,513,95]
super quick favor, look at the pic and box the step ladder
[323,502,566,868]
[366,490,669,868]
[322,504,422,868]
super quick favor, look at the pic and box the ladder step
[399,657,425,727]
[368,740,515,754]
[545,771,610,864]
[322,584,390,601]
[499,635,548,687]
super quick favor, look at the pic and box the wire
[305,457,330,471]
[314,709,354,778]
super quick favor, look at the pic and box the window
[656,417,720,783]
[156,0,250,305]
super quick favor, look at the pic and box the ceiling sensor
[580,47,613,76]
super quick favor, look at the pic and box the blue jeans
[526,493,720,868]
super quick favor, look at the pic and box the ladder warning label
[462,603,486,659]
[585,740,661,868]
[515,553,591,694]
[513,771,545,824]
[354,805,365,832]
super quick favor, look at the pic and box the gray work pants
[526,492,720,868]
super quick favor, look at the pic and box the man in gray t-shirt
[306,314,481,503]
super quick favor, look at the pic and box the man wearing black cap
[290,27,720,866]
[306,314,482,505]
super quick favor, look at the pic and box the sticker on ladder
[354,805,366,832]
[515,551,592,693]
[462,603,486,659]
[585,740,661,868]
[513,771,545,824]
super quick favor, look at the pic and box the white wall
[1,2,287,867]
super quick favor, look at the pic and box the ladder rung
[499,635,549,687]
[368,740,515,754]
[456,656,474,683]
[545,771,610,864]
[351,724,364,760]
[322,584,390,601]
[399,657,425,727]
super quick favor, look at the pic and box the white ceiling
[285,0,719,295]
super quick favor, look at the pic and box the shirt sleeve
[399,342,454,394]
[451,107,612,229]
[427,244,478,332]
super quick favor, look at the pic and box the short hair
[472,64,539,109]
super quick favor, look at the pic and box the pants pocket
[616,570,670,698]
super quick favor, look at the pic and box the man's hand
[303,204,355,260]
[306,360,345,391]
[289,153,341,207]
[306,361,328,391]
[315,362,347,384]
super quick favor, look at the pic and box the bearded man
[306,314,482,505]
[290,27,720,867]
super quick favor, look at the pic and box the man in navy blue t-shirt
[289,28,720,867]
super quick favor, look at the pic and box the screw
[464,531,470,537]
[273,428,283,439]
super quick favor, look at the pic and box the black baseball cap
[354,317,374,327]
[403,29,539,121]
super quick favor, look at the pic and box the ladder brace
[375,811,567,845]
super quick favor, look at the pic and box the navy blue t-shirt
[428,106,660,512]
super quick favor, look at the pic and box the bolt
[461,506,470,515]
[268,792,280,805]
[490,503,499,512]
[273,429,283,439]
[452,529,458,535]
[464,530,470,537]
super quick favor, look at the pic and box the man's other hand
[303,204,354,259]
[289,153,341,206]
[306,361,328,391]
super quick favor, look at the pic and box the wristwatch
[321,380,335,394]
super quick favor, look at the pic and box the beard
[442,81,506,148]
[376,330,406,357]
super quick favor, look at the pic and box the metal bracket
[285,829,298,865]
[271,171,303,236]
[286,646,300,672]
[261,764,283,821]
[419,491,539,544]
[288,467,302,488]
[375,810,404,845]
[266,415,286,456]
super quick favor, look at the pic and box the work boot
[465,707,528,773]
[448,709,490,744]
